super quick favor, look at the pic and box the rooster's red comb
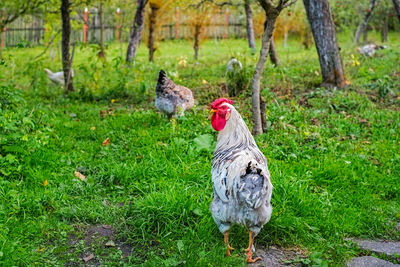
[210,98,234,109]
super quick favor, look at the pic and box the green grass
[1,31,400,266]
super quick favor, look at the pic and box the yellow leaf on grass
[102,138,110,146]
[90,126,96,131]
[202,79,208,84]
[111,99,116,103]
[74,171,86,181]
[42,179,48,186]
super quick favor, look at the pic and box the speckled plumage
[155,70,194,117]
[210,103,273,237]
[356,44,386,57]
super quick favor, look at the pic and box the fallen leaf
[202,79,208,84]
[90,126,96,131]
[42,179,48,187]
[74,171,86,181]
[111,99,116,103]
[369,158,381,166]
[311,118,319,125]
[102,138,110,146]
[82,253,94,262]
[105,240,115,247]
[100,110,107,118]
[345,80,352,85]
[102,225,112,229]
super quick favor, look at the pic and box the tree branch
[282,0,297,8]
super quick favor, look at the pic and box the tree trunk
[263,19,279,66]
[283,30,288,47]
[354,0,378,43]
[126,0,148,63]
[194,24,200,60]
[260,97,268,133]
[269,38,279,66]
[392,0,400,26]
[381,14,388,42]
[0,27,3,59]
[99,1,105,58]
[244,0,256,52]
[303,0,346,88]
[251,12,278,135]
[60,0,74,93]
[363,26,368,42]
[148,3,159,62]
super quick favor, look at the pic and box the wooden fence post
[175,7,180,39]
[84,7,89,43]
[225,8,230,39]
[1,27,6,49]
[116,8,121,42]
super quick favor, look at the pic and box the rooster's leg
[245,231,261,263]
[224,231,234,256]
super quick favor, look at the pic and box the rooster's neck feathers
[213,104,266,168]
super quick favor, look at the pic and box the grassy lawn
[1,32,400,265]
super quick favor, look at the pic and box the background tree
[126,0,148,63]
[251,0,297,135]
[393,0,400,25]
[187,1,216,60]
[147,1,160,62]
[0,0,44,57]
[244,0,256,52]
[274,4,309,48]
[303,0,346,88]
[61,0,74,92]
[98,0,106,58]
[354,0,379,43]
[375,1,392,42]
[144,0,174,62]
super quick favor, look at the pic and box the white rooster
[44,68,74,85]
[209,98,273,263]
[356,44,387,57]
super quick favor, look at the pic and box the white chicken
[209,98,273,263]
[356,44,387,57]
[155,70,194,117]
[226,57,243,72]
[44,68,74,85]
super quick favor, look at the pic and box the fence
[0,10,248,48]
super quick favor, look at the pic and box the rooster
[209,98,273,263]
[44,68,74,85]
[155,70,194,117]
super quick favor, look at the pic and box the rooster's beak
[208,109,216,120]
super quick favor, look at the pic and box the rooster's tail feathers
[156,69,171,93]
[158,70,167,85]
